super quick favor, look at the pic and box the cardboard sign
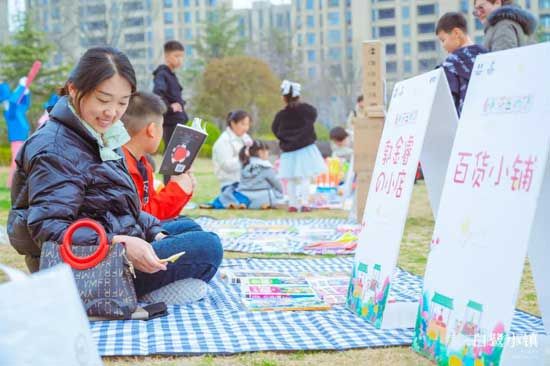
[413,43,550,365]
[346,68,458,328]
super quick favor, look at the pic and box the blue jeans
[133,217,223,297]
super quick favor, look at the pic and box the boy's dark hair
[239,140,269,166]
[226,110,251,127]
[164,40,185,53]
[436,12,468,34]
[59,46,136,115]
[121,91,167,136]
[330,126,349,142]
[357,95,364,103]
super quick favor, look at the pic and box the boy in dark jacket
[153,40,188,183]
[436,12,487,116]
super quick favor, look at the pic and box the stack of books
[221,268,350,311]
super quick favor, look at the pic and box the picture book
[242,296,331,312]
[219,269,292,284]
[304,272,350,305]
[159,117,207,175]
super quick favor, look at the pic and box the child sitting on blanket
[121,91,195,220]
[329,126,353,163]
[212,140,283,209]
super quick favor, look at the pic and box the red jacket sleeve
[144,180,191,220]
[122,147,191,220]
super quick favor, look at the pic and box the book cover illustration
[304,272,350,305]
[159,117,207,175]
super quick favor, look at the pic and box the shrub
[0,145,12,166]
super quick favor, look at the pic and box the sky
[232,0,291,9]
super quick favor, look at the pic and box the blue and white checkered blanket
[194,218,359,254]
[90,258,545,356]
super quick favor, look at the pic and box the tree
[0,14,70,131]
[194,5,246,61]
[192,56,280,135]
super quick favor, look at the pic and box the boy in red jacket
[121,91,194,220]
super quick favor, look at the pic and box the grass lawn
[0,158,540,365]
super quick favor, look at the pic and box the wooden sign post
[354,41,385,220]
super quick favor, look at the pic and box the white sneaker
[139,278,208,305]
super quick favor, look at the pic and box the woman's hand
[113,235,167,273]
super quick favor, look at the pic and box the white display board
[413,43,550,365]
[346,68,458,328]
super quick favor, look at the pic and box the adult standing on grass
[7,47,222,304]
[271,80,326,213]
[212,110,252,191]
[473,0,537,52]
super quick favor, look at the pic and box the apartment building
[235,0,292,55]
[25,0,230,88]
[160,0,233,62]
[291,0,353,80]
[234,0,292,79]
[351,0,548,91]
[0,0,9,45]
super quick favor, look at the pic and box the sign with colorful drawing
[413,43,550,365]
[347,68,459,328]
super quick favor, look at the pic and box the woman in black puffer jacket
[8,47,222,303]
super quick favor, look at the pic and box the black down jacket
[8,96,164,257]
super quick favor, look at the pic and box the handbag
[40,218,138,319]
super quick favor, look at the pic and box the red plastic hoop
[59,219,109,270]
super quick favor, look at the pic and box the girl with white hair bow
[271,80,326,212]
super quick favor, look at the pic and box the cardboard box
[355,171,373,222]
[353,116,384,172]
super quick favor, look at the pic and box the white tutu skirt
[278,143,327,179]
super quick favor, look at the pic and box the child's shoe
[139,278,208,305]
[260,204,271,210]
[288,206,298,212]
[238,203,247,209]
[300,206,313,212]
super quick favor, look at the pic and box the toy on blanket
[310,157,350,209]
[304,232,358,254]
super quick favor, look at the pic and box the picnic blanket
[194,218,360,254]
[90,258,545,356]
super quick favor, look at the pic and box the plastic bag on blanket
[0,263,103,366]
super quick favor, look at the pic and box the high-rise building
[290,0,355,125]
[26,0,231,89]
[159,0,233,64]
[0,0,9,45]
[540,0,550,41]
[26,0,159,88]
[291,0,353,81]
[236,1,291,51]
[351,0,547,93]
[235,0,292,77]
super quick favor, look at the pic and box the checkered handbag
[39,219,137,319]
